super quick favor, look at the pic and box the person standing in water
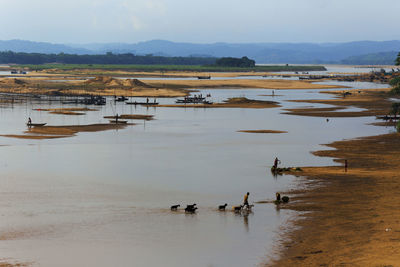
[28,117,32,125]
[273,157,281,169]
[243,192,250,208]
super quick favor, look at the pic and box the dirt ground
[269,133,400,267]
[269,88,400,266]
[0,73,344,99]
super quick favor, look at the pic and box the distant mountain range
[0,39,399,65]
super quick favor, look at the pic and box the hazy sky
[0,0,399,44]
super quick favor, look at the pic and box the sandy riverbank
[283,88,392,117]
[0,73,344,99]
[0,77,188,98]
[269,88,400,266]
[146,78,343,90]
[1,123,130,140]
[157,97,280,109]
[270,133,400,266]
[37,108,97,116]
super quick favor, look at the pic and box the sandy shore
[270,133,400,266]
[269,88,400,266]
[283,88,392,117]
[1,123,130,139]
[37,108,97,116]
[0,261,29,267]
[0,73,344,99]
[157,97,280,109]
[146,78,343,90]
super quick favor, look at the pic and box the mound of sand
[85,76,115,84]
[0,78,27,85]
[122,79,152,88]
[85,76,152,88]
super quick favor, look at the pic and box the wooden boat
[109,120,127,124]
[175,96,205,104]
[197,76,211,79]
[104,115,154,120]
[126,101,159,106]
[27,123,46,127]
[61,100,79,104]
[115,96,128,102]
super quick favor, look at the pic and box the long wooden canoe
[27,123,47,127]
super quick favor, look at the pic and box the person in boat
[146,98,149,104]
[116,113,119,123]
[28,117,32,125]
[273,157,281,169]
[243,192,250,208]
[154,98,157,103]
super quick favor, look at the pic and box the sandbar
[238,130,288,134]
[2,123,130,140]
[282,88,392,117]
[157,97,280,109]
[0,74,345,99]
[103,114,154,120]
[36,108,97,116]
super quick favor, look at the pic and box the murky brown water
[0,78,392,266]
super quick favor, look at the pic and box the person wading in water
[243,192,250,208]
[273,157,281,169]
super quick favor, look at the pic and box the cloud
[130,15,144,31]
[0,0,399,43]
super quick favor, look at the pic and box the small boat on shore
[175,95,207,104]
[27,123,47,127]
[109,120,127,124]
[115,96,128,102]
[197,76,211,79]
[61,100,79,104]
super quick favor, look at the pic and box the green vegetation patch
[18,63,326,73]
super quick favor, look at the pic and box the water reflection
[243,214,249,232]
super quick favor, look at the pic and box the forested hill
[1,39,400,65]
[0,51,217,65]
[340,51,398,65]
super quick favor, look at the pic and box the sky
[0,0,399,44]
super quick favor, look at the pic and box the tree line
[215,56,255,67]
[391,52,400,95]
[0,51,218,65]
